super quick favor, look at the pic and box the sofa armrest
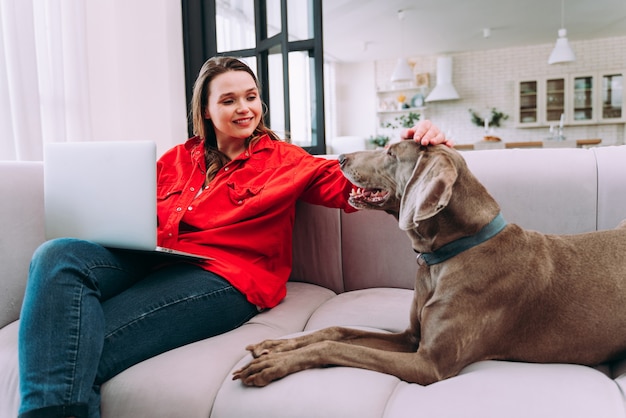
[0,161,45,328]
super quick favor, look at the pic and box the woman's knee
[31,238,101,269]
[28,238,107,290]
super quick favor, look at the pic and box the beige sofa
[2,145,626,418]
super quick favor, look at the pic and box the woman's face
[205,70,262,144]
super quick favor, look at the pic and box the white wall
[333,61,377,140]
[85,0,188,157]
[337,36,626,146]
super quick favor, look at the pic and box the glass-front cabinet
[544,77,566,124]
[600,71,624,122]
[516,70,625,127]
[570,74,594,124]
[516,80,540,127]
[569,71,625,124]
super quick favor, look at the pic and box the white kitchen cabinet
[569,71,625,124]
[515,77,567,127]
[515,70,625,127]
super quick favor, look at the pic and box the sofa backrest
[291,146,626,293]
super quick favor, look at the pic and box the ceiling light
[390,9,413,84]
[548,0,576,64]
[390,58,414,82]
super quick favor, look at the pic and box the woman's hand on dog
[401,120,453,147]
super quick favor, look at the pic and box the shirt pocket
[227,181,264,206]
[157,183,183,201]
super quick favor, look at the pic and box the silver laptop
[44,141,212,260]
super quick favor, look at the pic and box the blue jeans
[18,238,258,418]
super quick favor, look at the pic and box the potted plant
[468,107,509,131]
[368,135,390,148]
[382,111,421,130]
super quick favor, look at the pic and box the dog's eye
[386,148,395,158]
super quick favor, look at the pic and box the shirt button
[245,151,249,156]
[190,187,195,192]
[238,200,243,205]
[176,207,182,212]
[168,233,173,237]
[187,206,193,211]
[224,167,229,172]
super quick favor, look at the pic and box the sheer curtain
[0,0,91,161]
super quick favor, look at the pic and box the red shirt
[156,134,356,309]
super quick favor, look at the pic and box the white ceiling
[322,0,626,62]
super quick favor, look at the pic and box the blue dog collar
[418,213,507,266]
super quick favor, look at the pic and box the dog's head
[339,141,459,231]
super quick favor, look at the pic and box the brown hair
[190,56,281,184]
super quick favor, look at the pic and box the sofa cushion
[218,348,626,418]
[291,202,345,293]
[385,361,626,418]
[214,357,402,418]
[304,288,413,333]
[340,211,417,291]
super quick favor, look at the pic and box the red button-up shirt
[156,134,356,309]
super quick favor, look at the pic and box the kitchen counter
[455,139,602,151]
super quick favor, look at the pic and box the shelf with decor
[376,87,427,113]
[377,107,425,115]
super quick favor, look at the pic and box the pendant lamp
[548,0,575,64]
[390,10,413,83]
[391,58,414,82]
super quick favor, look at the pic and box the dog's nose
[338,154,346,167]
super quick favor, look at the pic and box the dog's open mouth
[349,187,390,206]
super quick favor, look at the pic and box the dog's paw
[232,354,289,387]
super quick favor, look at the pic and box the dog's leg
[233,339,448,387]
[244,326,416,358]
[233,327,422,386]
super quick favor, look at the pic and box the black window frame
[181,0,326,154]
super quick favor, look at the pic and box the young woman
[18,56,448,418]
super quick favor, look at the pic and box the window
[181,0,326,154]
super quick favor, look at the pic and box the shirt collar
[185,133,275,163]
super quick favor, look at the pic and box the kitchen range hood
[425,56,460,102]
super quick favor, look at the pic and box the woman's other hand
[400,120,454,147]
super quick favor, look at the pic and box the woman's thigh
[96,262,258,382]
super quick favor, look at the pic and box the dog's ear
[398,153,458,230]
